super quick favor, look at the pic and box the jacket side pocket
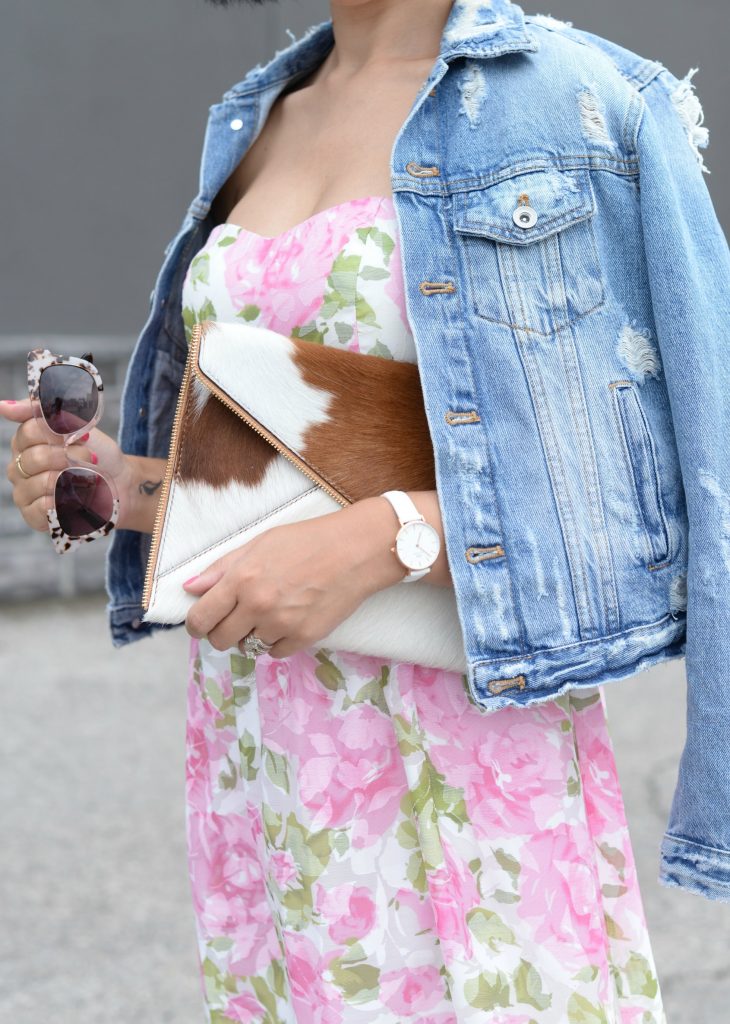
[610,380,672,568]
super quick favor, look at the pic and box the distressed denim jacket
[105,0,730,903]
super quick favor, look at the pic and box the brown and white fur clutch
[141,319,467,673]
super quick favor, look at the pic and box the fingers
[5,441,96,534]
[185,582,238,642]
[0,398,34,423]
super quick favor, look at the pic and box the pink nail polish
[90,452,98,465]
[1,400,17,405]
[78,432,90,442]
[183,575,199,587]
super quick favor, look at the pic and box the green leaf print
[604,912,628,940]
[218,754,238,790]
[264,747,290,793]
[314,650,346,691]
[236,303,260,321]
[624,952,659,998]
[355,225,395,262]
[567,992,610,1024]
[598,842,626,875]
[267,958,287,1000]
[330,960,380,1003]
[493,847,521,878]
[513,958,552,1011]
[332,830,349,856]
[238,729,258,782]
[368,339,394,359]
[250,975,279,1019]
[601,883,628,898]
[190,251,210,285]
[345,668,390,715]
[406,848,428,893]
[327,253,362,305]
[262,805,282,845]
[464,970,511,1011]
[355,293,379,327]
[182,305,197,335]
[493,889,521,904]
[334,321,354,344]
[572,965,600,983]
[393,712,421,755]
[205,677,225,709]
[359,265,390,280]
[197,298,217,323]
[290,322,326,344]
[217,234,237,247]
[466,907,516,951]
[569,691,603,711]
[396,818,419,850]
[230,651,255,677]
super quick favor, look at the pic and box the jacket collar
[228,0,537,98]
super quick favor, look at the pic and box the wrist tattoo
[139,479,162,497]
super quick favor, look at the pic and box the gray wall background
[1,3,729,1023]
[0,0,727,335]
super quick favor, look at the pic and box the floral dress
[180,194,667,1024]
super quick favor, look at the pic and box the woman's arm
[345,490,453,589]
[116,455,167,534]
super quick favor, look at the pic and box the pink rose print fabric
[180,195,667,1023]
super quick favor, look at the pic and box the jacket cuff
[659,833,730,903]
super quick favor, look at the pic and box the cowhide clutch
[141,319,468,673]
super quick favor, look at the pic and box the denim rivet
[230,118,243,131]
[513,204,538,228]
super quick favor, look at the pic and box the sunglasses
[27,347,119,554]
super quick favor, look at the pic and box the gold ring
[15,452,32,479]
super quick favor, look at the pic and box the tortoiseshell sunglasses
[27,348,120,554]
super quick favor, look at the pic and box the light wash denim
[105,0,730,903]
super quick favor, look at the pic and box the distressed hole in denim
[444,2,507,46]
[671,68,710,175]
[698,470,730,573]
[530,13,573,30]
[669,572,688,616]
[616,325,662,382]
[578,88,612,147]
[457,59,488,128]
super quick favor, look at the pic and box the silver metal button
[513,204,538,229]
[230,118,243,131]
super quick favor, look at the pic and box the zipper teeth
[192,360,350,507]
[141,320,349,611]
[141,322,202,611]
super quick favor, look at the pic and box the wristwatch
[380,490,441,583]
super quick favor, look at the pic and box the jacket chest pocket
[453,167,605,336]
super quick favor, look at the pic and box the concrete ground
[0,594,727,1023]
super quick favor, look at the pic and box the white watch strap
[380,489,424,527]
[380,490,430,583]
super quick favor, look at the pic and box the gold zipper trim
[141,320,350,611]
[141,322,201,611]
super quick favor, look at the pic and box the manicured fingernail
[183,575,200,587]
[78,432,90,442]
[90,452,98,465]
[1,400,17,405]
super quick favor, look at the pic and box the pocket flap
[453,166,596,245]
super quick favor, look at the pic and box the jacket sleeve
[635,65,730,902]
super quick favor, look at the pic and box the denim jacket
[105,0,730,903]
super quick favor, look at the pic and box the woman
[5,0,728,1020]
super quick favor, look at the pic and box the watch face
[395,521,441,571]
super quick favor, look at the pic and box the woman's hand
[1,397,169,536]
[1,398,127,534]
[182,492,450,659]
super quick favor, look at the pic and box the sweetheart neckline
[214,193,394,241]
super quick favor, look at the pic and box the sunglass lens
[55,468,114,536]
[39,364,99,434]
